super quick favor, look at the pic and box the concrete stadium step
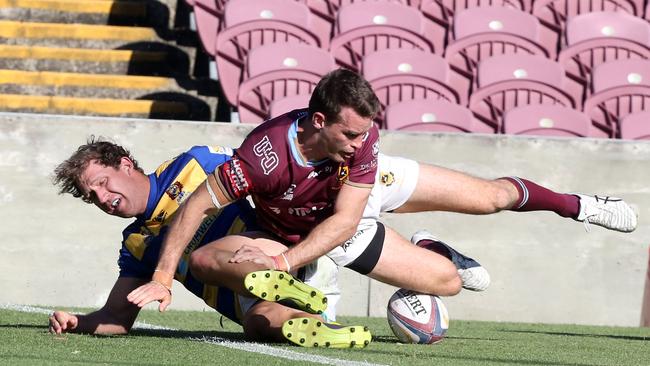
[0,44,191,76]
[0,20,198,55]
[0,0,172,28]
[0,93,203,119]
[0,69,196,96]
[0,20,158,41]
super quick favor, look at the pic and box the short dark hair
[309,68,380,124]
[52,137,142,203]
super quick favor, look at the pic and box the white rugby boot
[411,230,491,292]
[575,194,637,233]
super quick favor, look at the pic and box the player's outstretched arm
[49,277,146,335]
[127,175,233,310]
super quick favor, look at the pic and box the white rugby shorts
[363,153,420,219]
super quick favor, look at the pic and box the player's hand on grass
[49,311,78,334]
[229,244,275,269]
[126,281,172,312]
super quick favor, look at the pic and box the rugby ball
[386,288,449,344]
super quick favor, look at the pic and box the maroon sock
[502,177,580,218]
[416,239,452,260]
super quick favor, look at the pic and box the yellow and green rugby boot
[244,270,328,314]
[282,317,372,348]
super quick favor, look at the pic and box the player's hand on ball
[127,281,172,312]
[229,244,275,269]
[49,311,78,334]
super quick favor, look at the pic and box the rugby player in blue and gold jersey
[48,139,347,343]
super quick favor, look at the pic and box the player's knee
[436,268,462,296]
[421,262,461,296]
[488,180,518,212]
[188,249,216,280]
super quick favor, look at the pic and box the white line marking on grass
[194,336,385,366]
[2,304,386,366]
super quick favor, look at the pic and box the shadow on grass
[0,324,48,330]
[502,329,650,342]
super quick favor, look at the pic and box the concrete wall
[1,112,648,327]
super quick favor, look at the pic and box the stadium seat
[619,111,650,140]
[468,54,575,131]
[236,43,335,124]
[214,0,322,107]
[384,98,495,133]
[532,0,642,59]
[583,59,650,137]
[417,0,530,51]
[194,0,227,56]
[557,11,650,106]
[304,0,412,46]
[503,104,605,138]
[444,6,551,96]
[362,48,464,126]
[329,1,435,71]
[268,94,312,118]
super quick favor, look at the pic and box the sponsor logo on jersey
[359,159,378,174]
[208,145,233,156]
[166,181,183,200]
[152,210,167,223]
[308,166,333,179]
[269,207,281,214]
[253,135,279,175]
[280,184,296,200]
[380,171,395,186]
[227,158,249,197]
[176,190,190,205]
[288,204,328,217]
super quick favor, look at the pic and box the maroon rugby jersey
[215,109,379,243]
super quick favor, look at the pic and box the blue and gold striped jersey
[117,145,257,324]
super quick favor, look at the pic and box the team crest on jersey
[372,141,379,157]
[336,165,349,182]
[380,171,395,186]
[166,181,183,200]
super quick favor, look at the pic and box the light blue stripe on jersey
[288,116,329,168]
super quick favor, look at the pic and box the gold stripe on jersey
[146,159,208,236]
[202,284,218,309]
[227,216,247,235]
[154,159,174,176]
[124,232,147,260]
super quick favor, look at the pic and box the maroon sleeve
[347,123,379,186]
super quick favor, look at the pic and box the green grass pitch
[1,307,649,365]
